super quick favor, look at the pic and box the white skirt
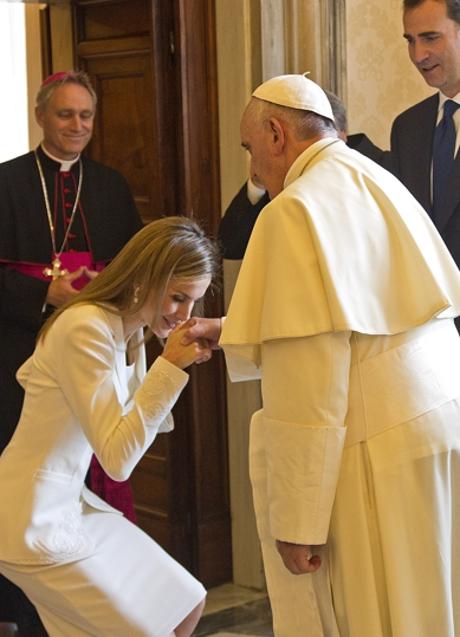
[0,507,206,637]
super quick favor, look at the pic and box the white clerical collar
[284,137,342,189]
[40,143,80,172]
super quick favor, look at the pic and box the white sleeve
[222,343,262,382]
[49,314,188,481]
[260,330,351,545]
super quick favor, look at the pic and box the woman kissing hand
[162,323,212,369]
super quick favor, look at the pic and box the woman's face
[146,277,211,339]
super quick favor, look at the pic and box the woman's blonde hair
[39,216,220,342]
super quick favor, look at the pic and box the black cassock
[218,181,270,260]
[0,146,142,500]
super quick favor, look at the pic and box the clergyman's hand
[276,540,322,575]
[82,266,99,281]
[45,267,87,308]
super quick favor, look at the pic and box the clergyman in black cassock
[0,70,142,634]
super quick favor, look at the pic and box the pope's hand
[276,540,322,575]
[180,317,223,350]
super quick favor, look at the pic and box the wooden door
[73,0,231,587]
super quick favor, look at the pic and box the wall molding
[320,0,347,100]
[259,0,347,98]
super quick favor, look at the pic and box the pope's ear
[268,117,286,155]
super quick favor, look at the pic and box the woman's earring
[133,286,140,305]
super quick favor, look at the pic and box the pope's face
[240,107,286,199]
[36,83,95,160]
[404,0,460,97]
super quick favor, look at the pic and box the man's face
[36,83,95,160]
[403,0,460,97]
[240,105,285,199]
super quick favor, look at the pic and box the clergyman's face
[35,83,95,160]
[240,103,286,199]
[403,0,460,97]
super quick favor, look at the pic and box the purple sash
[6,251,105,289]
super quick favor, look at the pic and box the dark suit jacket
[390,94,460,333]
[347,133,391,168]
[389,94,460,268]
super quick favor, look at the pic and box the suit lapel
[437,147,460,231]
[103,308,130,403]
[418,93,460,232]
[413,96,438,214]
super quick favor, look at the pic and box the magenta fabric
[89,455,137,522]
[7,251,105,289]
[41,71,77,86]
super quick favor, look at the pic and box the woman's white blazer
[0,304,187,565]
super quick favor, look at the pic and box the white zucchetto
[252,73,334,121]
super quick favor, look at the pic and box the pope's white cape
[220,138,460,379]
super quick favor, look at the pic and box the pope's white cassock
[220,138,460,637]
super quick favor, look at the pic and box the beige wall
[49,5,74,74]
[25,4,73,150]
[215,0,266,591]
[346,0,433,148]
[216,0,256,212]
[25,4,45,149]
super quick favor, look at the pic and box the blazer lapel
[131,328,146,385]
[103,308,130,402]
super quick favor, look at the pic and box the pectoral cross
[43,256,65,279]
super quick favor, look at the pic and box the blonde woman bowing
[0,216,219,637]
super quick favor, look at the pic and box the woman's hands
[162,323,212,370]
[161,316,224,369]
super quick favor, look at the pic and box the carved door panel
[73,0,231,587]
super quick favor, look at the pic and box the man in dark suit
[390,0,460,268]
[326,90,389,165]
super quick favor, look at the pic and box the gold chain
[34,151,83,278]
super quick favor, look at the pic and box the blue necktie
[432,99,460,223]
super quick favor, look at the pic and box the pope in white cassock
[184,74,460,636]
